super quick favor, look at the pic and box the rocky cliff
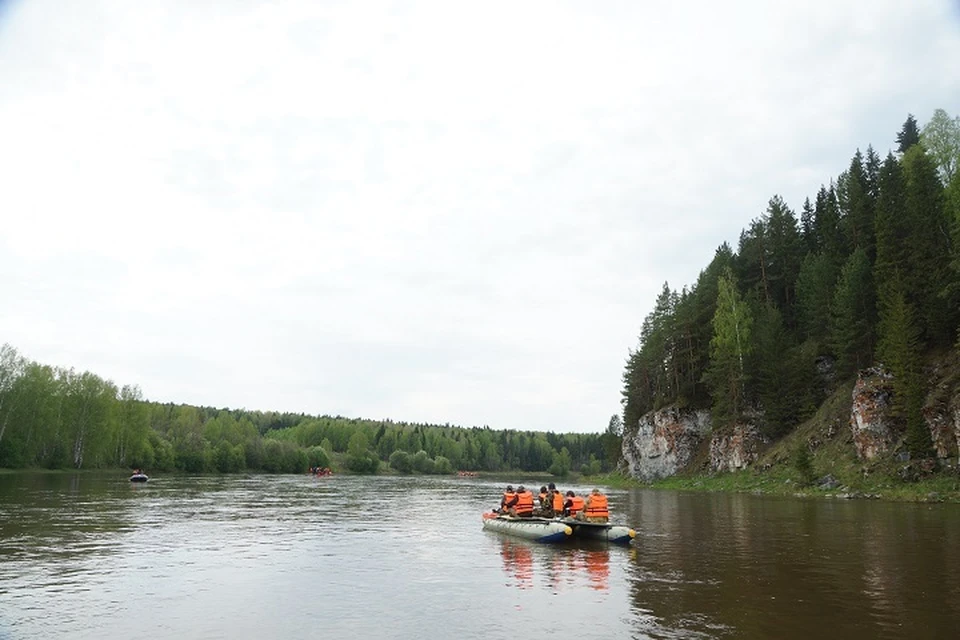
[622,406,710,480]
[624,358,960,481]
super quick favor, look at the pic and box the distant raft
[129,473,149,483]
[561,518,636,545]
[481,513,572,543]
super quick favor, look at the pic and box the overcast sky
[1,1,959,433]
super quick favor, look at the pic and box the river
[1,473,958,639]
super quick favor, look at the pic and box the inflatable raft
[129,473,149,483]
[562,519,635,545]
[482,513,572,543]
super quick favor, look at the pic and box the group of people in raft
[496,482,609,523]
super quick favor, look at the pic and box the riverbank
[584,467,960,503]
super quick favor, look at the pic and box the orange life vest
[552,491,564,512]
[538,491,548,506]
[514,490,534,516]
[584,493,609,519]
[502,491,516,509]
[567,495,585,516]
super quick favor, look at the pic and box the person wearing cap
[499,485,517,515]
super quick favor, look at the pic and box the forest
[0,342,619,475]
[621,110,960,458]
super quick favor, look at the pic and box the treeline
[622,110,960,456]
[0,344,616,474]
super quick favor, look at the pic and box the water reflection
[623,488,960,639]
[4,473,960,639]
[497,538,611,593]
[499,539,534,589]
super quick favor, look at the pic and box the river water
[1,473,958,639]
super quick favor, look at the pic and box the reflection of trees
[0,473,134,570]
[621,488,960,637]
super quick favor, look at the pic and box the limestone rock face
[850,367,896,460]
[622,406,711,481]
[923,400,960,460]
[709,423,764,472]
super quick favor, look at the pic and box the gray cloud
[2,0,959,432]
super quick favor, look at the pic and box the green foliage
[345,430,380,474]
[748,301,795,438]
[877,282,923,424]
[307,445,330,469]
[792,444,814,486]
[920,108,960,184]
[411,450,435,474]
[600,414,622,468]
[549,447,572,477]
[705,268,752,428]
[433,455,453,475]
[795,252,835,344]
[897,114,921,153]
[389,449,412,473]
[581,454,602,476]
[617,110,959,471]
[829,247,876,377]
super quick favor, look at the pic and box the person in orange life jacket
[549,482,564,517]
[510,485,535,518]
[563,490,585,518]
[577,488,609,523]
[498,485,517,514]
[538,486,549,509]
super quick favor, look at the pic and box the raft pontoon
[482,513,572,543]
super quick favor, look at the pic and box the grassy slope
[600,352,960,503]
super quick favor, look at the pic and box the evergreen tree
[748,300,795,437]
[829,247,876,378]
[601,414,623,468]
[874,153,908,301]
[813,184,846,268]
[795,252,835,344]
[865,145,881,200]
[876,281,930,458]
[836,150,875,258]
[704,268,752,428]
[762,195,803,325]
[901,145,954,344]
[800,197,817,254]
[896,114,921,153]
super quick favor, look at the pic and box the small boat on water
[482,513,572,543]
[482,512,635,545]
[129,473,149,483]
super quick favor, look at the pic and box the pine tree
[874,153,908,301]
[836,150,875,258]
[814,184,845,269]
[762,195,803,326]
[896,114,921,153]
[795,252,835,344]
[800,197,817,254]
[749,300,796,437]
[876,279,929,457]
[901,145,953,344]
[829,247,875,378]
